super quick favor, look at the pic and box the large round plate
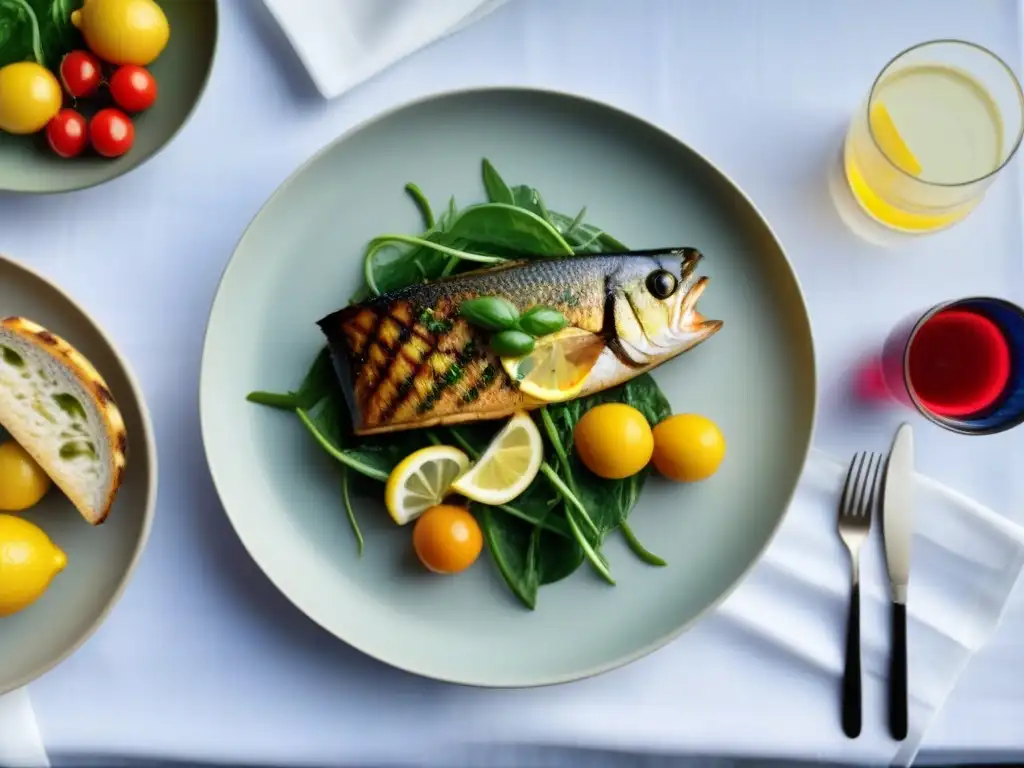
[0,254,157,694]
[200,88,815,687]
[0,0,218,194]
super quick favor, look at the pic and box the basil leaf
[490,329,535,357]
[459,296,519,331]
[518,306,567,337]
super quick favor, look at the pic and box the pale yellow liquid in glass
[844,64,1004,232]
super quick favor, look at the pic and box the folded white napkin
[428,448,1024,768]
[262,0,510,99]
[0,688,48,768]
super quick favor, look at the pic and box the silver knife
[883,422,914,741]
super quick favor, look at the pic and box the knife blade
[883,422,914,741]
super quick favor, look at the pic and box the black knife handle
[842,582,861,738]
[890,601,909,740]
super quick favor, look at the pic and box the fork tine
[848,453,870,519]
[857,453,884,519]
[839,453,860,521]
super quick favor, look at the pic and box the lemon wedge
[500,327,603,403]
[449,412,543,505]
[385,446,470,525]
[870,102,922,176]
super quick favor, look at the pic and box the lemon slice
[500,327,604,403]
[449,412,544,505]
[385,445,470,525]
[870,102,922,176]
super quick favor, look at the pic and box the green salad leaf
[247,157,676,609]
[0,0,82,71]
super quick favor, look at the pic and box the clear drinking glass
[843,40,1024,234]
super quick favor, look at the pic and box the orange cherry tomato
[412,504,483,574]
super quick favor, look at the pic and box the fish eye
[646,270,678,299]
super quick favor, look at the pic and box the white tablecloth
[3,0,1024,764]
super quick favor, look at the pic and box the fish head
[608,247,723,368]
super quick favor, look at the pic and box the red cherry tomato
[46,109,89,158]
[89,109,134,158]
[59,50,101,99]
[109,65,157,113]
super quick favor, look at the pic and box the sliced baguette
[0,317,127,525]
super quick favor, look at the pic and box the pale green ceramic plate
[200,88,816,687]
[0,254,156,695]
[0,0,217,194]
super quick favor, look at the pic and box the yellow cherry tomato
[652,414,726,482]
[413,505,483,574]
[573,403,654,480]
[0,62,62,135]
[0,441,52,512]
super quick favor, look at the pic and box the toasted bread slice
[0,317,127,525]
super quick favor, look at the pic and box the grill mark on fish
[414,336,476,416]
[381,327,442,424]
[361,309,422,417]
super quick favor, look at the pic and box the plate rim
[0,252,159,695]
[199,84,819,688]
[0,0,221,196]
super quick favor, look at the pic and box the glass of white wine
[843,40,1024,234]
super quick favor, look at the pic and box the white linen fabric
[262,0,510,98]
[2,0,1023,765]
[0,688,48,768]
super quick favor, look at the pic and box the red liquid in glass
[907,309,1011,417]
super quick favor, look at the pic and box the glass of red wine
[858,297,1024,435]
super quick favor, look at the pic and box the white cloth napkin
[423,448,1024,768]
[262,0,510,99]
[0,688,48,768]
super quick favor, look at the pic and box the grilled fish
[318,247,722,435]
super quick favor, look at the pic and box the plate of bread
[0,253,156,694]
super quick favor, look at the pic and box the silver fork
[838,451,884,739]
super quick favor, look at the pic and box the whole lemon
[0,441,52,512]
[71,0,170,67]
[0,62,62,135]
[573,403,654,480]
[0,514,67,617]
[652,413,726,482]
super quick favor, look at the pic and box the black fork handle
[890,601,909,740]
[842,582,861,738]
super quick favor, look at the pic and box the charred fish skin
[317,247,720,435]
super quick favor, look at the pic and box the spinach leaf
[480,505,584,610]
[364,232,503,295]
[448,203,574,256]
[0,0,81,70]
[547,210,629,254]
[481,158,514,205]
[510,185,553,224]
